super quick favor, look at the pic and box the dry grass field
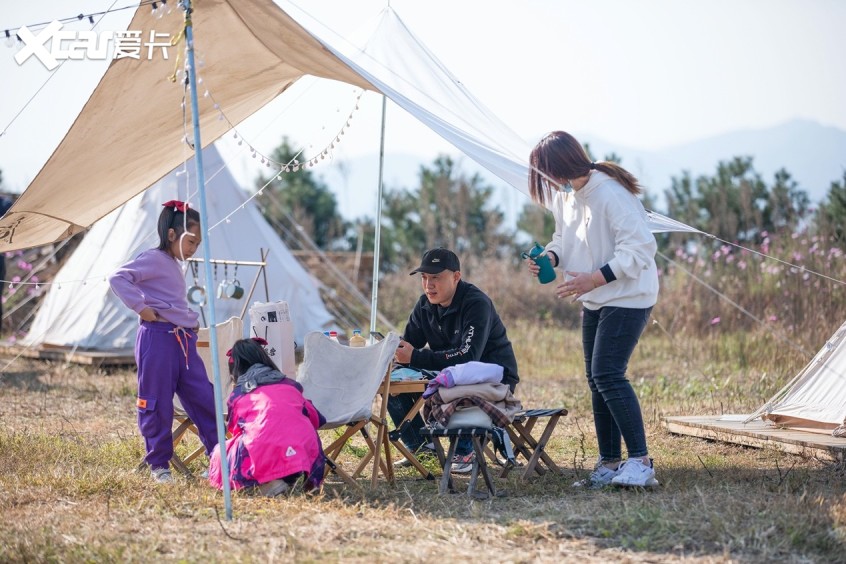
[1,320,845,563]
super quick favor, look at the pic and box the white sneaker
[258,479,290,497]
[151,468,173,484]
[611,458,659,487]
[572,462,621,489]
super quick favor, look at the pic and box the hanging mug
[187,284,207,306]
[217,279,229,300]
[225,279,244,300]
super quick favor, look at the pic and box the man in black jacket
[390,248,519,473]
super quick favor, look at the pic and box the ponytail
[593,161,641,196]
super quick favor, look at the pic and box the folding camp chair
[297,330,400,489]
[169,316,243,475]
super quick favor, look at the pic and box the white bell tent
[746,320,846,437]
[23,145,334,352]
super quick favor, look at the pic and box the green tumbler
[522,242,556,284]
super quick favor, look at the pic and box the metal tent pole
[181,0,232,520]
[369,95,388,336]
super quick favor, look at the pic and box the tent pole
[369,95,388,336]
[182,0,232,520]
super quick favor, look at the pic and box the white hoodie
[545,170,659,310]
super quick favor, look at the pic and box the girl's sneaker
[258,479,290,497]
[611,458,660,487]
[151,468,173,483]
[572,461,621,489]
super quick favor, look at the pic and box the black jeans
[582,306,652,461]
[387,393,473,456]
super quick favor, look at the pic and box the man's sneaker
[394,442,436,468]
[151,468,173,484]
[611,458,659,487]
[258,479,290,497]
[450,452,475,474]
[572,462,621,489]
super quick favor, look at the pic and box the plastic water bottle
[328,330,340,343]
[521,242,556,284]
[349,329,366,347]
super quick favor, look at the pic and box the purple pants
[136,320,219,470]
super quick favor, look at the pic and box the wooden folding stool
[501,407,568,479]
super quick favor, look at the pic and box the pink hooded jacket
[209,372,325,491]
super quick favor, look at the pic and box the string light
[1,0,172,37]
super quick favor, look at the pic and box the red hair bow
[225,337,269,366]
[162,200,188,213]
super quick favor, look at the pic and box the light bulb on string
[4,30,14,48]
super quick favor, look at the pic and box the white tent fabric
[0,0,695,253]
[23,145,334,351]
[747,320,846,436]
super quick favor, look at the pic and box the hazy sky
[1,0,844,220]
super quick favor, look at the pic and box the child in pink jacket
[209,338,325,496]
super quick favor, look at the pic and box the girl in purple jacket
[209,338,326,496]
[109,201,219,484]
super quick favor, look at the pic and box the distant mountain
[581,119,846,205]
[317,119,846,220]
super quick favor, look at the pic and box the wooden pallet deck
[0,343,135,366]
[662,414,846,463]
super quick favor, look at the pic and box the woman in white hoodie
[526,130,659,488]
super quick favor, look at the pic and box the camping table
[384,379,434,481]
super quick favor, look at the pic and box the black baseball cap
[409,248,461,275]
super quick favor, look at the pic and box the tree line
[254,137,846,273]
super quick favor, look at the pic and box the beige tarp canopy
[0,0,372,251]
[1,0,695,252]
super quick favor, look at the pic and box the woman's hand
[524,257,540,278]
[556,271,599,302]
